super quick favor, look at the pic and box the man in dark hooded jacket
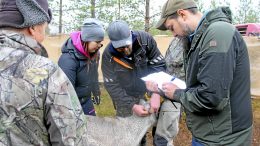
[102,20,169,146]
[147,0,253,145]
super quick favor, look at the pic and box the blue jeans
[81,97,96,116]
[153,134,168,146]
[192,138,204,146]
[152,127,168,146]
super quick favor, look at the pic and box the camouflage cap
[156,0,197,30]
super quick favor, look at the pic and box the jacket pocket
[156,101,181,139]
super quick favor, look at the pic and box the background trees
[48,0,260,35]
[234,0,260,24]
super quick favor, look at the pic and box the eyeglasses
[117,45,130,49]
[82,41,103,48]
[98,43,103,48]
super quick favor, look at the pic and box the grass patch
[94,84,116,117]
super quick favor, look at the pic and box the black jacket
[102,31,166,116]
[58,38,100,104]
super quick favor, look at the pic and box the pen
[157,88,178,109]
[171,77,175,81]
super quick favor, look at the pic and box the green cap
[156,0,197,30]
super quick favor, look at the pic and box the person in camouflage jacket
[0,0,88,145]
[155,37,188,146]
[165,37,187,80]
[0,1,185,146]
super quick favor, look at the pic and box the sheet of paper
[141,71,186,89]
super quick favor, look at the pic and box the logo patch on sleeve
[209,40,217,47]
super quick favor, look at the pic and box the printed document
[141,71,186,89]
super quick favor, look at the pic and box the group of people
[58,17,180,145]
[0,0,253,146]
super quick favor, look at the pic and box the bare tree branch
[150,12,160,19]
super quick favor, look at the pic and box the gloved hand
[92,95,101,105]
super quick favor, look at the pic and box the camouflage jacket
[165,37,187,80]
[0,30,88,146]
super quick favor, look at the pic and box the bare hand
[149,93,160,113]
[132,104,149,117]
[162,82,179,99]
[145,81,159,92]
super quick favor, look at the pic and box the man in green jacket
[147,0,253,145]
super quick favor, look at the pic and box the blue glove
[92,95,101,105]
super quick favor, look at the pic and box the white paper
[141,71,186,89]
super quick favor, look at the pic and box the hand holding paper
[141,71,186,89]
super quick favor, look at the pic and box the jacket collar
[188,10,209,43]
[188,7,232,54]
[62,32,98,60]
[0,29,48,57]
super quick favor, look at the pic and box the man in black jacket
[101,20,168,146]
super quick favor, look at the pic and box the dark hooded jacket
[58,32,100,104]
[173,7,252,145]
[102,30,166,117]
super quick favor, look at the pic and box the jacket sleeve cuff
[173,89,184,103]
[130,102,136,110]
[93,91,101,96]
[130,100,139,114]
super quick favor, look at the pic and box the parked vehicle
[235,23,260,37]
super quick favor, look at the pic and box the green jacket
[174,7,252,145]
[0,30,88,146]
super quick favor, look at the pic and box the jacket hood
[70,31,91,58]
[61,31,98,60]
[205,7,232,24]
[187,7,233,47]
[61,37,86,60]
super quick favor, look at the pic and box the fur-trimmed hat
[0,0,52,28]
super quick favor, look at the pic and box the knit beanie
[81,18,105,42]
[0,0,52,28]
